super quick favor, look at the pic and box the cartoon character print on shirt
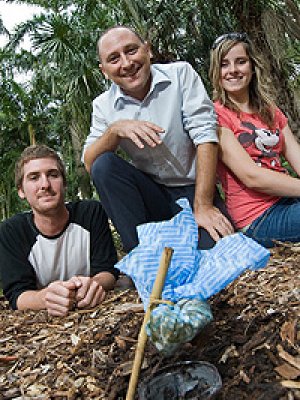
[238,121,280,168]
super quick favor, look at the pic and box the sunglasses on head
[212,32,249,50]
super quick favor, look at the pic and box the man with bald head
[83,25,234,252]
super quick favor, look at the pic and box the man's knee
[91,152,119,183]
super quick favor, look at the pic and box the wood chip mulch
[0,243,299,399]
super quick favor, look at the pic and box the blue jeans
[244,197,300,247]
[91,152,231,252]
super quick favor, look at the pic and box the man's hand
[69,276,106,309]
[111,120,164,149]
[44,280,77,317]
[84,119,164,172]
[194,205,234,242]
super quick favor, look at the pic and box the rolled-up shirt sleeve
[82,97,109,162]
[180,63,218,146]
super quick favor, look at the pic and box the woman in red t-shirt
[209,32,300,247]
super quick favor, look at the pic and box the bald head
[97,26,145,61]
[97,26,152,101]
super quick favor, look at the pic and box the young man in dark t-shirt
[0,145,118,316]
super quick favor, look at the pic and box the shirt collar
[113,64,172,108]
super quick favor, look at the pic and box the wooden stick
[125,247,174,400]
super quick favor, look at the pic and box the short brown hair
[15,144,67,189]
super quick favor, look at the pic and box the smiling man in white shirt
[83,25,234,252]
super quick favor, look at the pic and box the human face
[18,157,66,216]
[99,27,152,101]
[220,43,253,99]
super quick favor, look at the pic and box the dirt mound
[0,244,299,399]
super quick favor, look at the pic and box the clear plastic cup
[138,360,222,400]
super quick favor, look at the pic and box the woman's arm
[282,124,300,177]
[218,126,300,197]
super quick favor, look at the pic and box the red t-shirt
[215,101,288,229]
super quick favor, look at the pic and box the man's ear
[145,42,153,59]
[99,63,109,79]
[18,187,25,200]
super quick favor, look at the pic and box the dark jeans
[245,197,300,247]
[91,152,230,252]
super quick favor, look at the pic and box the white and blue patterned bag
[116,198,270,355]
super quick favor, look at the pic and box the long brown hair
[209,35,276,127]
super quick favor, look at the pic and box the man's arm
[92,271,116,290]
[17,271,116,313]
[177,63,233,240]
[193,143,234,241]
[83,123,120,173]
[68,272,116,309]
[16,280,77,316]
[69,200,118,310]
[0,216,43,310]
[83,119,164,173]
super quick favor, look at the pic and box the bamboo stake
[125,247,174,400]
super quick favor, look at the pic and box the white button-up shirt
[83,62,218,186]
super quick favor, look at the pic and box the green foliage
[281,157,299,178]
[0,0,299,219]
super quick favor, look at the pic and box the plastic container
[138,360,222,400]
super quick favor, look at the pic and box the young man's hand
[44,280,77,316]
[69,276,106,309]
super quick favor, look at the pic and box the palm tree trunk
[28,123,36,145]
[69,120,92,199]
